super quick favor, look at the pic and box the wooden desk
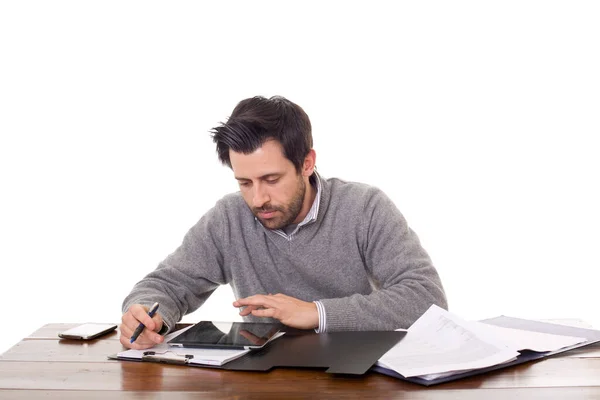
[2,323,600,399]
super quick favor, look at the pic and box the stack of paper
[377,305,587,381]
[117,326,250,366]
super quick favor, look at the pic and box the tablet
[168,321,283,350]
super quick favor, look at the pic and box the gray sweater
[122,175,447,332]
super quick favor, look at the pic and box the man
[120,95,447,350]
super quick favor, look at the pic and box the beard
[252,176,306,230]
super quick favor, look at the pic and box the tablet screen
[167,321,283,349]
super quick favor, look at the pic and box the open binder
[373,315,600,386]
[111,328,406,375]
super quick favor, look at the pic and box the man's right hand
[120,304,165,350]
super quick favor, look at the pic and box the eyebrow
[234,173,281,181]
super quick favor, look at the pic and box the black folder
[112,327,406,375]
[224,329,405,374]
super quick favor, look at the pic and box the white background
[1,1,599,354]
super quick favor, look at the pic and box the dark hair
[210,96,312,173]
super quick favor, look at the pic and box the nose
[252,184,270,209]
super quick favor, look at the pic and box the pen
[130,302,160,344]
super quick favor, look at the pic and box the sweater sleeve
[319,188,447,331]
[121,202,229,333]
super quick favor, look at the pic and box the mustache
[253,205,283,214]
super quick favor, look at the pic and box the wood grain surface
[1,323,600,399]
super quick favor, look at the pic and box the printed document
[377,305,586,379]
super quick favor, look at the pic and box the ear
[302,149,317,177]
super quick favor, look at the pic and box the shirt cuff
[158,323,169,336]
[313,300,327,333]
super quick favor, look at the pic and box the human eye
[265,177,280,185]
[238,180,251,188]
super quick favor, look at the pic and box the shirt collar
[298,171,321,227]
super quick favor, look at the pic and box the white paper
[536,318,596,329]
[378,305,590,380]
[469,321,586,352]
[378,305,520,378]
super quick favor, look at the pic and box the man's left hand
[233,293,319,330]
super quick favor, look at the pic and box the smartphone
[58,323,118,340]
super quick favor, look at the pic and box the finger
[119,333,157,350]
[135,326,164,344]
[124,313,163,335]
[131,306,157,332]
[122,304,154,332]
[234,294,272,306]
[119,323,147,345]
[120,331,154,349]
[119,334,132,348]
[121,312,143,341]
[121,310,142,332]
[251,308,277,319]
[121,306,164,344]
[119,323,133,339]
[238,304,260,317]
[234,295,279,309]
[122,324,163,346]
[151,314,164,333]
